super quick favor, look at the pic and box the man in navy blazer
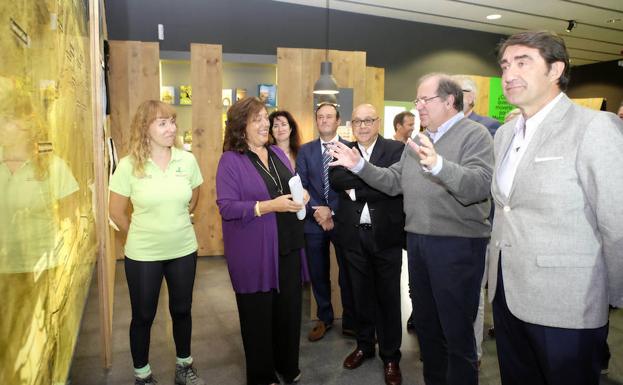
[296,102,355,341]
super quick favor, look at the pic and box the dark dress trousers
[330,136,405,363]
[296,137,355,328]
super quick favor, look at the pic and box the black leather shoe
[343,349,374,369]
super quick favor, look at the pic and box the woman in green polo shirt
[109,100,205,385]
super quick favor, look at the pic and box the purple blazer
[216,145,309,294]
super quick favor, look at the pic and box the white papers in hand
[288,174,306,220]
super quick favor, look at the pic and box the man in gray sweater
[328,73,493,385]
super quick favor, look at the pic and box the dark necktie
[322,142,332,204]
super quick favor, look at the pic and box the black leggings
[125,252,197,368]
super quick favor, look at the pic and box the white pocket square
[534,156,563,163]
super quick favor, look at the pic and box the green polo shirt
[109,147,203,261]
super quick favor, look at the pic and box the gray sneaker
[134,375,157,385]
[175,364,206,385]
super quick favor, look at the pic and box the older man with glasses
[329,103,405,385]
[328,73,493,385]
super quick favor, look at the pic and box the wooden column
[190,44,224,256]
[108,40,160,157]
[277,48,382,320]
[89,0,114,368]
[108,40,160,260]
[277,48,367,142]
[366,66,385,132]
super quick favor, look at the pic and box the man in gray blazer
[490,31,623,385]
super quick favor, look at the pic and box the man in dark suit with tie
[296,102,355,341]
[330,103,405,385]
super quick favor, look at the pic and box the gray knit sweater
[358,117,494,238]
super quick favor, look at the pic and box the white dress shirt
[425,111,464,175]
[497,92,564,198]
[346,138,378,224]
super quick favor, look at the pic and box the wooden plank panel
[277,47,324,144]
[108,41,131,157]
[109,40,160,157]
[191,43,224,256]
[140,43,161,109]
[89,0,114,368]
[462,74,491,117]
[108,40,160,260]
[277,47,372,320]
[366,66,385,132]
[328,50,367,109]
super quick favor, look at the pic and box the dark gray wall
[567,60,623,113]
[106,0,506,101]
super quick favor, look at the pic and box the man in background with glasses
[330,103,405,385]
[328,73,493,385]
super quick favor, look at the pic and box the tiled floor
[69,254,622,385]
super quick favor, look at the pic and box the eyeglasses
[351,117,379,127]
[413,95,440,106]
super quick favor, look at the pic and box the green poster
[488,77,516,122]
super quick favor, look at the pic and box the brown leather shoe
[308,321,332,342]
[343,349,373,369]
[384,362,402,385]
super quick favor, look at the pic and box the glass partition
[0,1,97,384]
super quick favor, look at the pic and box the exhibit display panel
[0,1,97,384]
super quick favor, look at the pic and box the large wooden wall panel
[366,66,385,131]
[328,50,367,109]
[109,41,160,157]
[277,48,368,142]
[277,48,382,320]
[191,44,224,256]
[463,75,491,117]
[277,48,324,143]
[108,41,160,260]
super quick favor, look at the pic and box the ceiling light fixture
[313,0,339,95]
[566,20,577,32]
[486,14,502,20]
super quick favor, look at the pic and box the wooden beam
[108,40,160,260]
[190,44,224,256]
[89,0,113,368]
[366,66,385,132]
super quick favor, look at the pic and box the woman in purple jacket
[216,97,309,385]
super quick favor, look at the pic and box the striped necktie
[322,142,332,203]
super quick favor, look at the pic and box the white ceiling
[274,0,623,66]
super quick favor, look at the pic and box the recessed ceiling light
[486,14,502,20]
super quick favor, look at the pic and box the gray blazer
[488,94,623,329]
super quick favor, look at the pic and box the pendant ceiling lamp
[313,0,339,95]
